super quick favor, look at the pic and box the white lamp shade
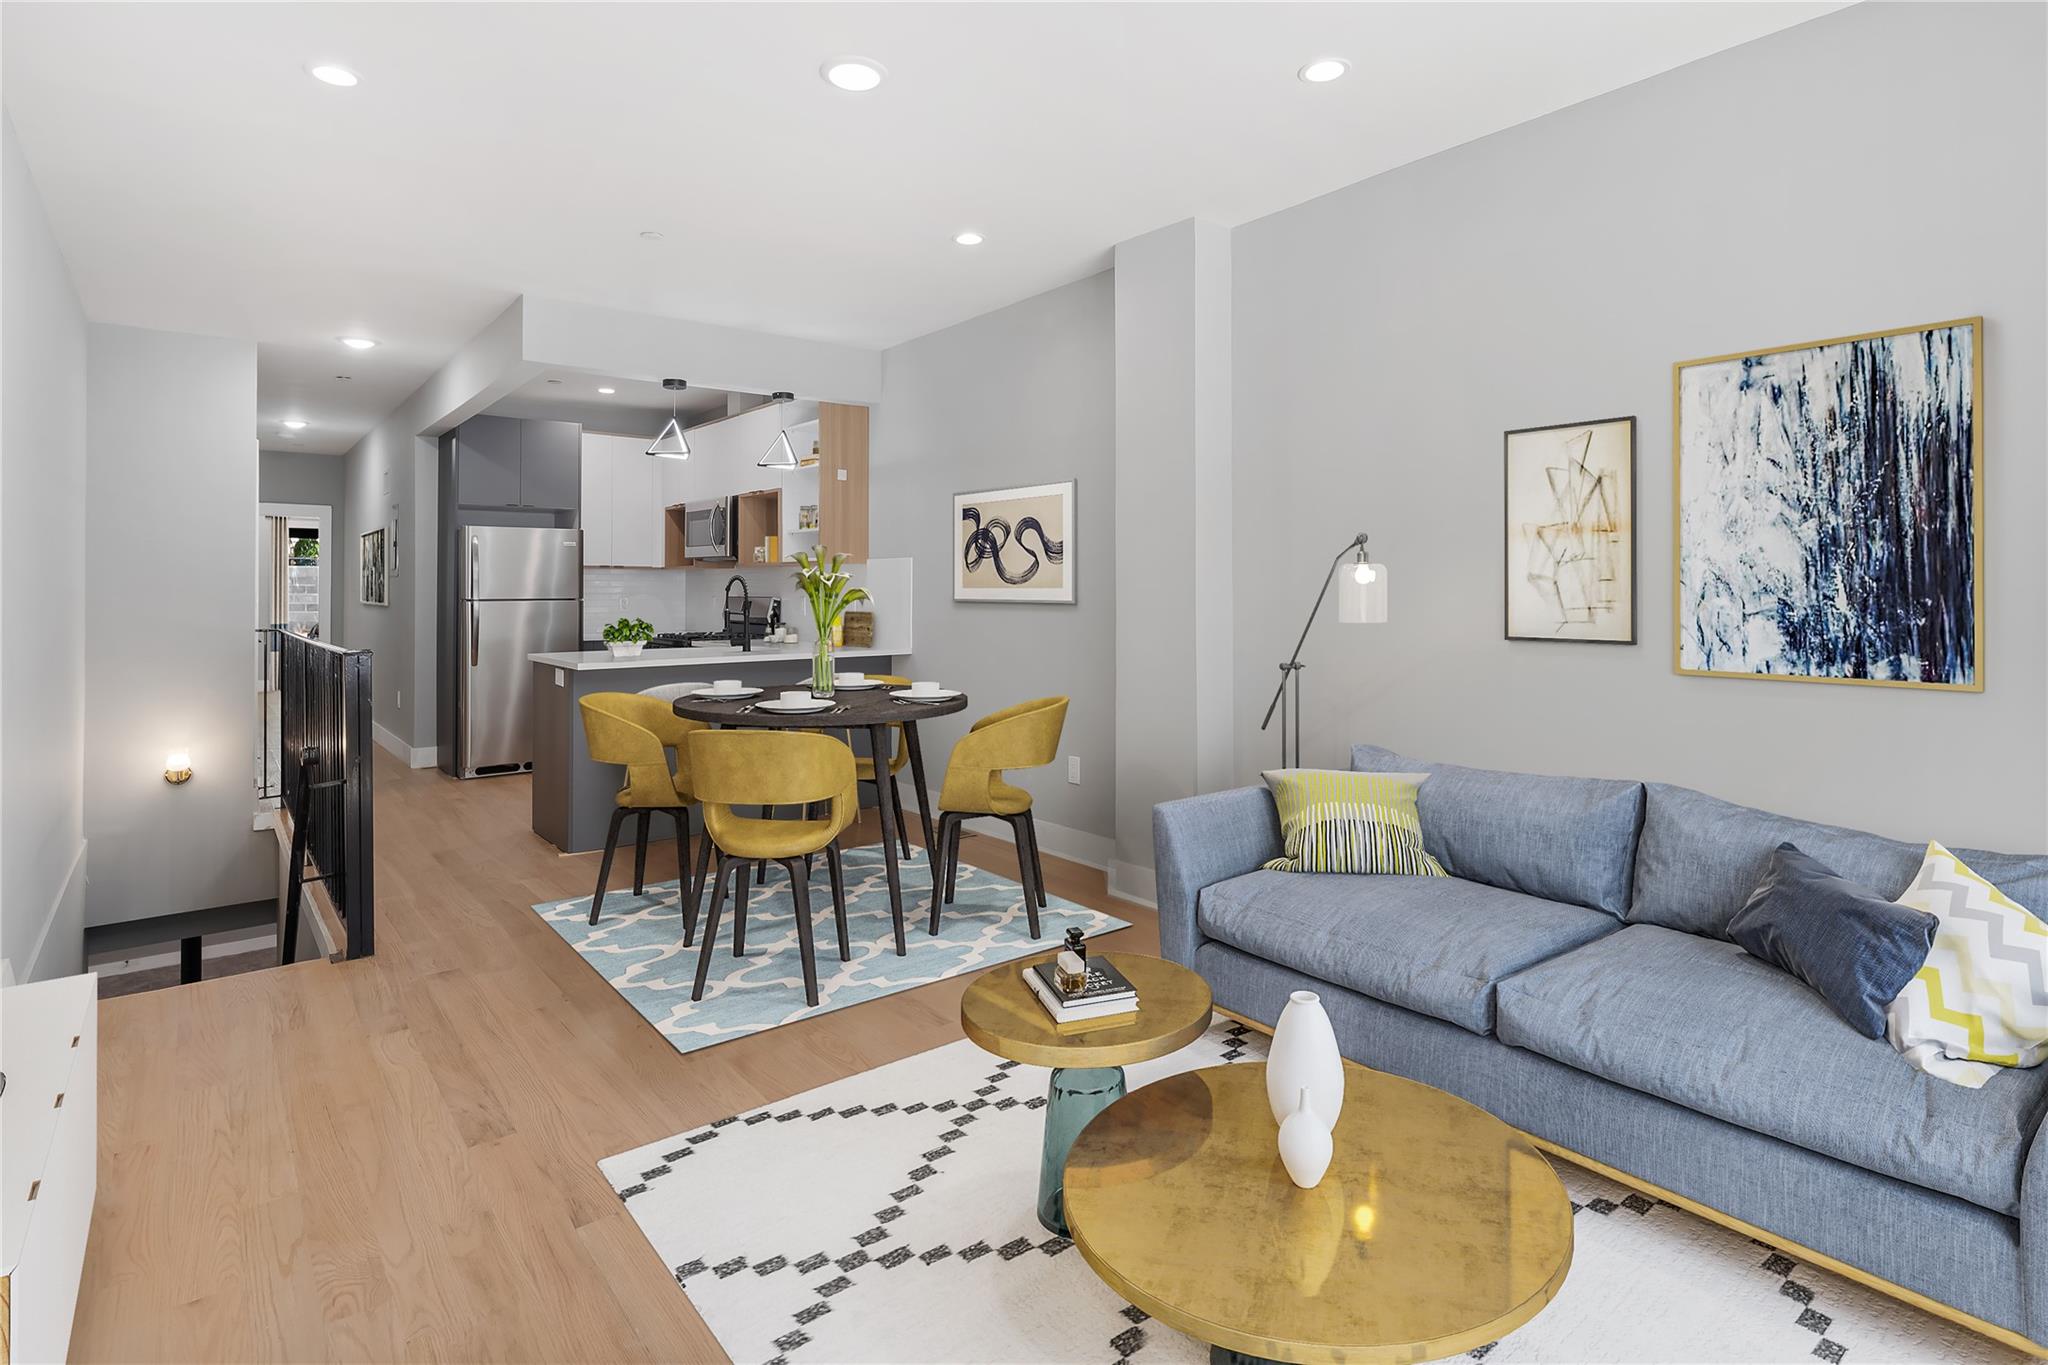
[1338,560,1387,624]
[647,417,691,459]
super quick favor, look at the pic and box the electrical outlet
[1067,755,1081,785]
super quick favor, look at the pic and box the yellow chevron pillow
[1261,769,1446,877]
[1885,842,2048,1088]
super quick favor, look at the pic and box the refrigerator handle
[471,602,480,667]
[469,533,480,597]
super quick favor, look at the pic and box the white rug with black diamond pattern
[599,1019,2025,1365]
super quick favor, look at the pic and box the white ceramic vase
[1266,989,1344,1127]
[606,641,645,659]
[1278,1086,1333,1189]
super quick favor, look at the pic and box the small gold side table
[958,951,1212,1236]
[1063,1060,1574,1365]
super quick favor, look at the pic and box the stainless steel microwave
[682,496,736,560]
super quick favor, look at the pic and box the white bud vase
[1278,1087,1333,1189]
[1266,989,1344,1127]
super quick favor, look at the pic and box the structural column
[1111,219,1234,902]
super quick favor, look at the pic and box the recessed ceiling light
[308,64,359,88]
[1298,58,1349,83]
[282,420,308,430]
[597,387,616,395]
[337,336,377,350]
[953,231,984,247]
[639,230,664,241]
[821,57,885,92]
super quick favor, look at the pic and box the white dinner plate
[757,697,836,713]
[696,686,762,701]
[890,688,961,702]
[831,679,887,690]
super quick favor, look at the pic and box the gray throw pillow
[1726,842,1938,1039]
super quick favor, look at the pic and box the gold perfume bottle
[1054,926,1089,995]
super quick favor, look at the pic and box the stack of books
[1025,957,1140,1031]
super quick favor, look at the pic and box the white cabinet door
[611,434,664,566]
[579,433,614,566]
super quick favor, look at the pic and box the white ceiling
[3,2,1843,456]
[487,373,741,433]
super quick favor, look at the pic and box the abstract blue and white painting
[1676,319,1980,688]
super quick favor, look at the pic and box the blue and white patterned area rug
[532,846,1128,1056]
[600,1022,2025,1365]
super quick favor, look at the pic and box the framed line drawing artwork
[1505,416,1636,644]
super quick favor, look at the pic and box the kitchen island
[529,643,903,853]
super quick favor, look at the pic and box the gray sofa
[1153,744,2048,1352]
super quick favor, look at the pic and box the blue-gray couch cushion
[1629,783,2048,939]
[1351,744,1644,918]
[1496,923,2048,1216]
[1196,869,1620,1036]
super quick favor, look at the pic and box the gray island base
[528,645,902,854]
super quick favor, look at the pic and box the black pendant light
[758,392,799,469]
[647,379,691,459]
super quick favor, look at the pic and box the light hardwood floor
[73,748,1158,1363]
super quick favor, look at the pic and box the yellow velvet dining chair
[578,693,705,928]
[686,729,858,1007]
[930,696,1068,938]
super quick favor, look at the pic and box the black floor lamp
[1260,531,1387,768]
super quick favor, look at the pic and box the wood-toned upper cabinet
[817,402,870,561]
[579,433,614,566]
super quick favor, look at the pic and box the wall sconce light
[164,750,193,785]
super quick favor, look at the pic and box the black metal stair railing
[269,626,375,960]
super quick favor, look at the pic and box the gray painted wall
[1229,1,2048,851]
[871,270,1116,854]
[85,322,272,924]
[259,447,346,526]
[1,112,89,981]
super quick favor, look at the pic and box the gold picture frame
[1672,316,1983,692]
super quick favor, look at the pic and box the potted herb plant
[602,616,654,659]
[793,549,869,696]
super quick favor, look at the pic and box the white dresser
[1,974,97,1365]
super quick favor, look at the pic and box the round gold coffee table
[959,952,1212,1236]
[1063,1061,1573,1365]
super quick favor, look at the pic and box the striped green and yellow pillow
[1261,768,1446,877]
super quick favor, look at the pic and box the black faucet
[724,574,751,653]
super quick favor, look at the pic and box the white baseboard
[372,720,409,762]
[1108,860,1158,909]
[372,722,439,769]
[898,788,1114,872]
[20,839,89,984]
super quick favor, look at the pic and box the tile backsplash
[582,568,694,639]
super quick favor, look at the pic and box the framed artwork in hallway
[1674,317,1982,690]
[1505,416,1636,644]
[954,479,1075,603]
[359,527,388,607]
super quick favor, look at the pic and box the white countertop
[530,643,898,673]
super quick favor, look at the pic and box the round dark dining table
[672,684,969,955]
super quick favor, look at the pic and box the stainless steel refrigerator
[457,525,581,778]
